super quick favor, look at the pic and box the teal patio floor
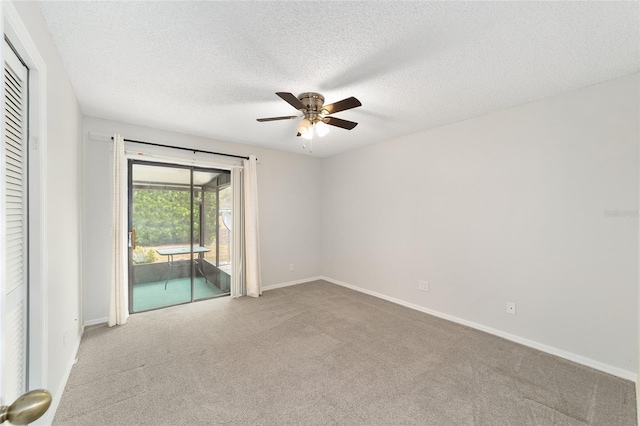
[133,277,227,312]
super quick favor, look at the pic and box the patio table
[156,246,211,289]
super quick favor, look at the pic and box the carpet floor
[54,280,636,425]
[133,277,227,312]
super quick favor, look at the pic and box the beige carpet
[54,280,636,425]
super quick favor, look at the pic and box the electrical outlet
[418,280,429,292]
[506,302,516,315]
[289,264,294,271]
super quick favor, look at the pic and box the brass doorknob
[0,389,51,425]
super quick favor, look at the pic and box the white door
[1,39,29,407]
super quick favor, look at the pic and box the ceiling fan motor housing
[298,92,327,121]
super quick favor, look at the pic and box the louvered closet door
[2,40,29,405]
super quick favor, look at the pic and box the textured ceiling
[39,1,639,158]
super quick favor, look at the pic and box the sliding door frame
[127,159,230,313]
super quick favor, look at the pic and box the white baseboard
[39,331,83,425]
[262,276,323,291]
[320,276,636,383]
[84,317,108,327]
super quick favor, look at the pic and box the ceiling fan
[257,92,362,139]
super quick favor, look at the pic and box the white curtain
[230,167,244,298]
[243,155,261,297]
[108,134,129,326]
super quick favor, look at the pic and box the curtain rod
[113,137,250,160]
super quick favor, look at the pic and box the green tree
[133,188,218,246]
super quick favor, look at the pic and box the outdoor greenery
[132,246,157,264]
[133,188,217,246]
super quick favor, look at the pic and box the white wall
[82,116,322,323]
[321,73,639,378]
[7,1,83,423]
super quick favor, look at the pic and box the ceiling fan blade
[325,116,358,130]
[256,116,299,122]
[322,97,361,115]
[276,92,306,111]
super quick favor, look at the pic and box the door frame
[127,159,230,313]
[1,0,49,398]
[127,160,195,313]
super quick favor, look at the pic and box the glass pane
[218,185,232,273]
[131,164,192,311]
[194,169,231,300]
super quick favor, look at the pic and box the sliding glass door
[128,161,232,312]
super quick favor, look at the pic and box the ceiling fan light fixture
[297,118,312,135]
[315,121,330,137]
[301,124,315,140]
